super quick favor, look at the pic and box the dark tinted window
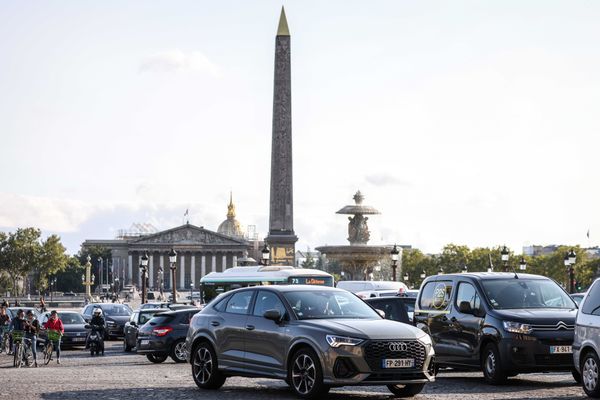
[455,282,481,313]
[225,291,254,315]
[253,291,286,317]
[148,315,175,326]
[419,281,453,310]
[369,299,409,323]
[482,279,575,309]
[582,281,600,316]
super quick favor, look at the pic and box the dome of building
[217,193,244,238]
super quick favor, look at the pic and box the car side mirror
[458,301,473,314]
[263,309,282,322]
[376,309,386,318]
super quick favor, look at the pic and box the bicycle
[11,330,32,368]
[42,329,61,365]
[0,328,10,354]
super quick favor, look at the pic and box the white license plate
[72,337,85,342]
[382,358,414,368]
[550,345,572,354]
[140,340,149,346]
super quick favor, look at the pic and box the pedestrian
[14,299,20,307]
[1,299,8,308]
[39,297,47,313]
[43,310,64,364]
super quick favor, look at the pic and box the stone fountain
[316,191,392,280]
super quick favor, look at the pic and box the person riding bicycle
[24,310,39,367]
[9,309,26,356]
[86,308,105,355]
[43,310,64,364]
[0,307,11,353]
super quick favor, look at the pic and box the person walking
[39,297,47,313]
[24,310,39,367]
[43,310,64,364]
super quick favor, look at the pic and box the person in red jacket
[43,310,64,364]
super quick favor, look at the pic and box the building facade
[83,224,250,290]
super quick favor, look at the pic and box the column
[180,252,186,289]
[222,254,227,271]
[159,253,165,291]
[128,254,133,285]
[211,254,217,273]
[191,254,196,287]
[201,255,206,278]
[149,254,154,289]
[233,254,237,267]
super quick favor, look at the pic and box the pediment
[130,224,247,246]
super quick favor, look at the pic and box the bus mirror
[263,309,282,322]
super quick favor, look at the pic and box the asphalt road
[1,342,588,399]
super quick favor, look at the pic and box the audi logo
[388,342,408,352]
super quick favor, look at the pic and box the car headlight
[326,335,364,348]
[418,333,433,353]
[106,321,116,326]
[503,321,532,334]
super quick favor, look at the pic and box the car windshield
[102,305,132,316]
[482,279,576,310]
[59,313,85,324]
[284,290,380,320]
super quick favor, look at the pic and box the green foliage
[300,249,316,269]
[54,256,85,293]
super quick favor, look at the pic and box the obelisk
[266,7,297,266]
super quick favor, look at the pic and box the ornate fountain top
[336,190,381,215]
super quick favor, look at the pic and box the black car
[415,272,578,384]
[39,311,89,347]
[82,303,133,339]
[364,296,413,324]
[137,308,200,363]
[123,308,170,352]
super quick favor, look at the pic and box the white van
[336,280,409,296]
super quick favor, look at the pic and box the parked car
[82,303,133,339]
[39,311,89,347]
[336,280,409,296]
[415,272,579,384]
[574,279,600,397]
[571,293,586,306]
[186,285,435,398]
[123,308,170,352]
[7,307,41,319]
[140,302,198,311]
[365,296,416,324]
[63,291,77,297]
[137,308,201,363]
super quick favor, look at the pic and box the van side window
[456,282,481,312]
[419,281,454,310]
[582,281,600,316]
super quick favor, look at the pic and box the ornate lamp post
[565,249,577,293]
[169,248,177,303]
[140,252,149,304]
[390,244,400,281]
[501,246,509,272]
[261,244,271,266]
[519,257,527,271]
[82,255,94,301]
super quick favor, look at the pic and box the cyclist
[43,310,64,364]
[0,307,11,353]
[9,309,26,355]
[24,310,39,367]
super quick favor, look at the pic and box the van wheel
[387,383,425,397]
[192,342,226,390]
[482,343,507,385]
[582,351,600,397]
[288,348,329,399]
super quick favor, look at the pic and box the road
[1,342,587,399]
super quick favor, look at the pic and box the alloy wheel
[584,357,599,392]
[174,342,187,361]
[292,354,316,395]
[486,351,496,375]
[194,347,213,384]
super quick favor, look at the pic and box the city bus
[199,265,334,303]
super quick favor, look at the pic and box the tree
[2,228,42,296]
[55,256,85,293]
[35,234,69,293]
[301,249,315,269]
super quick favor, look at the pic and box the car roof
[426,272,548,281]
[229,284,343,293]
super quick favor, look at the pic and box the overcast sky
[1,1,599,255]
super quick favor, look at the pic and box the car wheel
[582,351,600,398]
[146,353,168,363]
[171,339,187,363]
[573,368,582,384]
[481,343,507,385]
[288,348,329,399]
[387,383,425,397]
[192,342,226,390]
[123,339,132,352]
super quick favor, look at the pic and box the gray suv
[186,285,435,399]
[574,278,600,397]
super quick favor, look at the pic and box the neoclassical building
[83,223,250,290]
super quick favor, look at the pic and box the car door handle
[210,321,220,327]
[246,325,255,331]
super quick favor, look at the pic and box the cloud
[139,49,221,77]
[365,174,411,187]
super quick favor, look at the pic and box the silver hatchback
[574,278,600,397]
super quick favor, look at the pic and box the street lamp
[438,267,444,275]
[190,283,194,304]
[462,265,468,274]
[565,249,577,293]
[390,244,400,281]
[403,272,409,282]
[420,270,426,279]
[140,252,149,304]
[97,257,103,295]
[501,246,509,272]
[261,244,270,266]
[519,257,527,271]
[169,248,178,303]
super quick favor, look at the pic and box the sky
[0,1,599,255]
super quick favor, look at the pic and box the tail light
[152,326,173,337]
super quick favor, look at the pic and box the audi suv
[186,285,434,399]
